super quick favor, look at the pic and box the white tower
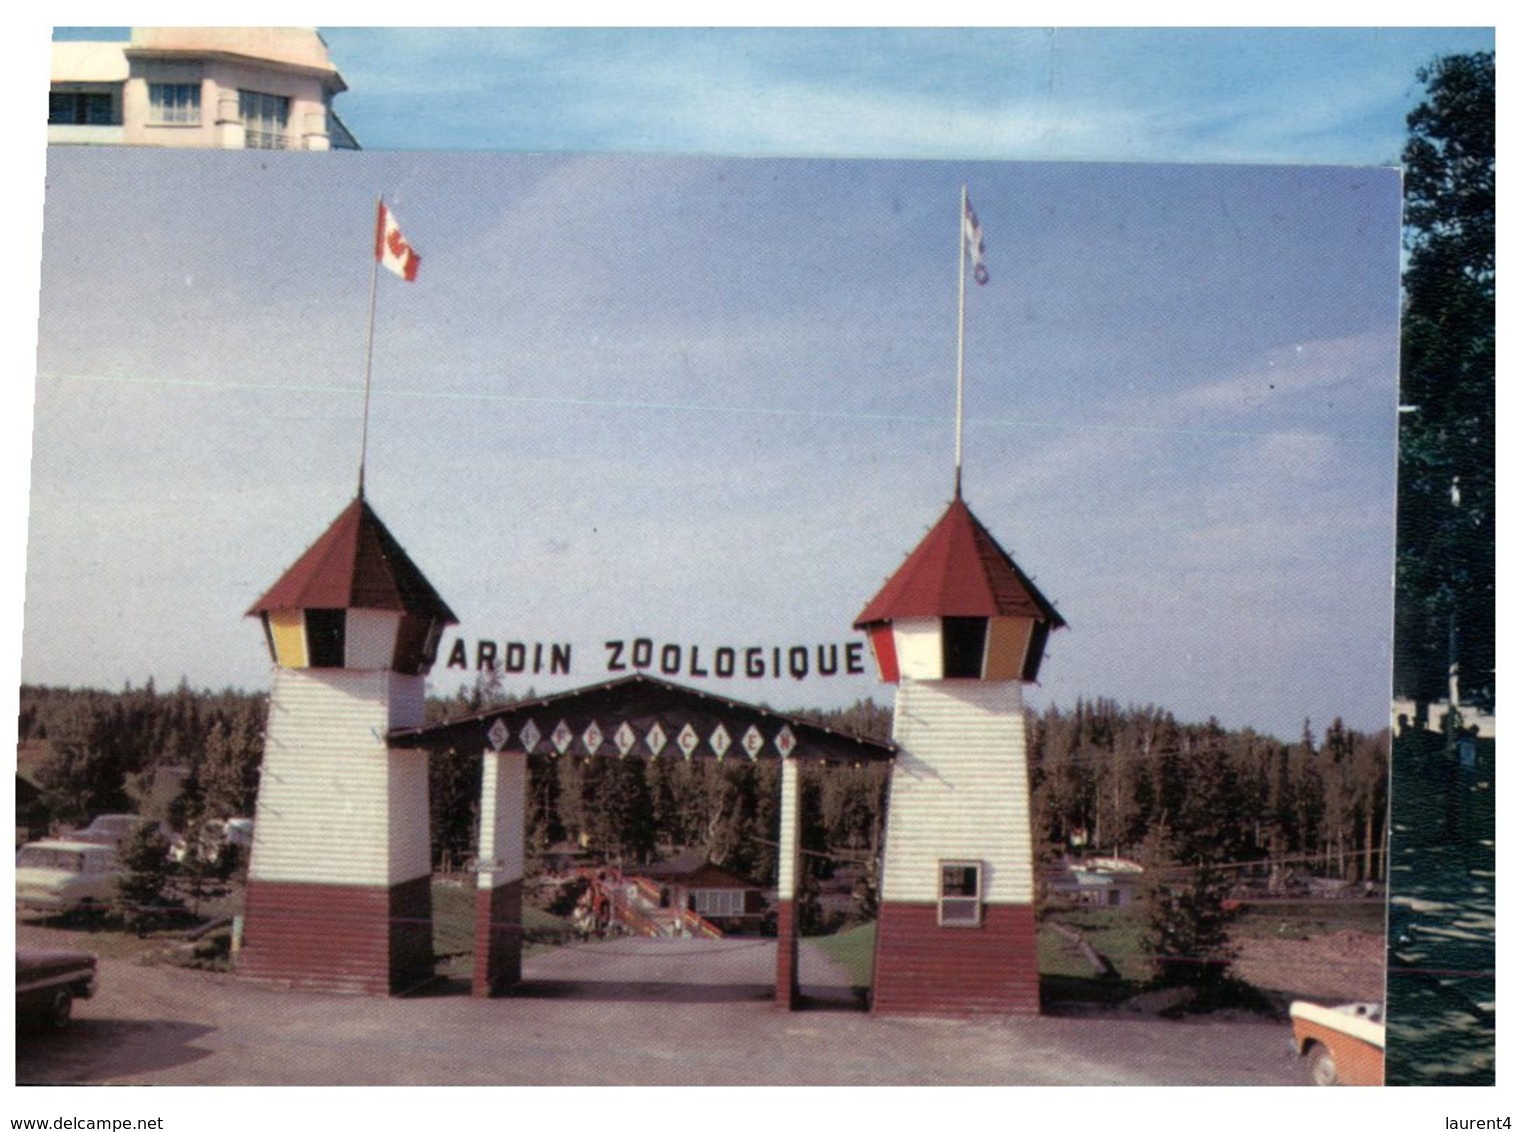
[856,495,1063,1015]
[240,495,456,994]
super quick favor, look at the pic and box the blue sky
[324,27,1493,164]
[12,25,1496,742]
[50,25,1492,164]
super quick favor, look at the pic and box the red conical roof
[247,495,457,622]
[854,497,1064,628]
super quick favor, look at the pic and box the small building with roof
[626,849,770,935]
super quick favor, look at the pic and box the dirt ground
[1232,929,1386,1004]
[14,919,1315,1087]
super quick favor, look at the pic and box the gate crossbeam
[390,672,895,764]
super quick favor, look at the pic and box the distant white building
[1391,697,1495,739]
[49,27,357,151]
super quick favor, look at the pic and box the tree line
[19,681,1384,895]
[1029,698,1388,887]
[19,679,265,838]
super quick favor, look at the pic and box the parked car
[67,814,170,848]
[170,817,253,867]
[15,947,97,1029]
[14,840,122,914]
[1289,1000,1385,1085]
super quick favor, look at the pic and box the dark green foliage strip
[1395,51,1495,710]
[20,679,267,831]
[1028,699,1389,885]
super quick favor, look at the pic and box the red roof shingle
[247,495,457,622]
[854,497,1063,628]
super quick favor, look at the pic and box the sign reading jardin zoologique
[443,636,869,682]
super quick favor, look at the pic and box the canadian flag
[375,200,420,281]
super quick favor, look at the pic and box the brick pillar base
[872,901,1039,1017]
[472,879,523,997]
[240,875,433,995]
[774,898,800,1009]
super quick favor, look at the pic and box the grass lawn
[1228,898,1385,940]
[431,879,574,969]
[1038,898,1385,1010]
[810,921,876,988]
[1039,906,1152,1008]
[807,911,1153,1009]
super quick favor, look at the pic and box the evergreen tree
[1395,51,1495,710]
[114,823,178,933]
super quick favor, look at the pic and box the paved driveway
[15,931,1305,1086]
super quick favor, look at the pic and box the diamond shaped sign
[614,721,637,757]
[487,718,510,751]
[677,723,700,759]
[709,724,732,760]
[519,718,542,752]
[774,725,798,758]
[741,725,765,760]
[645,722,668,756]
[582,721,604,754]
[552,719,574,755]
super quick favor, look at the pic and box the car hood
[17,948,98,978]
[14,867,86,887]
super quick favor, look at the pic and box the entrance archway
[390,673,896,1008]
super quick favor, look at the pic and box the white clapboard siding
[476,751,526,890]
[892,617,944,681]
[388,671,425,730]
[880,679,1033,904]
[345,609,402,670]
[250,668,430,887]
[777,756,800,897]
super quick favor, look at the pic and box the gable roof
[390,673,895,763]
[854,497,1064,628]
[247,495,457,622]
[631,853,760,889]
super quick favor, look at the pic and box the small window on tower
[305,609,347,668]
[941,617,988,678]
[938,860,983,926]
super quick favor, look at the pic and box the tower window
[938,860,983,926]
[941,617,988,678]
[305,609,347,668]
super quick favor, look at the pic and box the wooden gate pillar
[472,747,526,996]
[774,754,802,1008]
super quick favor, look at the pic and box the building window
[148,83,201,125]
[691,889,745,917]
[48,89,117,126]
[239,90,290,149]
[938,860,983,926]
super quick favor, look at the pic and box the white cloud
[1179,331,1398,417]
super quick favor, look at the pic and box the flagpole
[358,194,382,500]
[954,184,968,501]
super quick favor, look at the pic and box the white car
[68,814,170,848]
[14,840,121,914]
